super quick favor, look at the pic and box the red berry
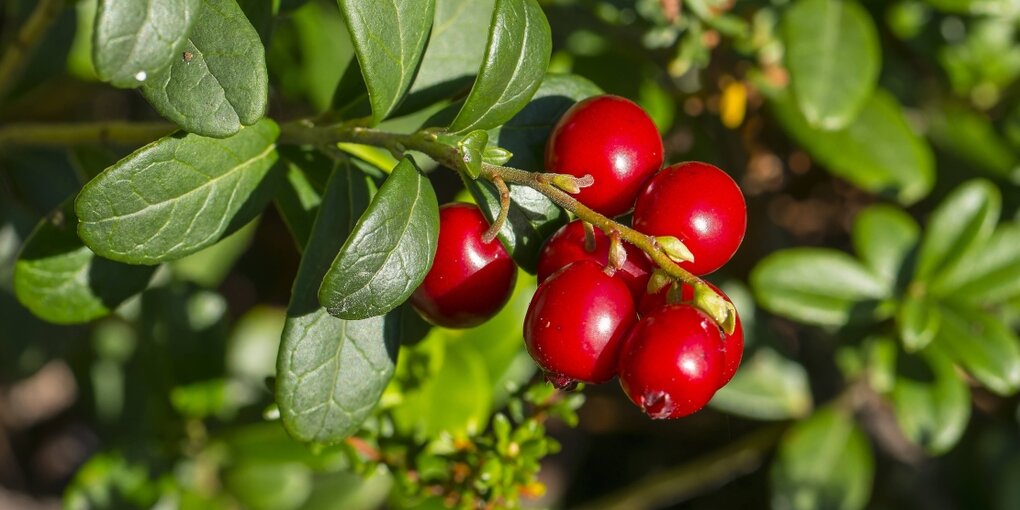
[632,162,746,275]
[536,220,651,299]
[618,304,725,419]
[638,282,744,385]
[524,260,637,385]
[545,95,664,217]
[410,203,517,329]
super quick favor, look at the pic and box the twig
[0,0,66,101]
[482,175,510,243]
[0,121,176,148]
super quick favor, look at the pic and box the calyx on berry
[536,220,651,299]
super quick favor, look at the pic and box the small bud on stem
[655,236,695,264]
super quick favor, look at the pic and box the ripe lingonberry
[410,203,516,329]
[545,95,663,218]
[537,220,651,299]
[639,282,744,386]
[632,162,747,275]
[618,304,726,419]
[524,259,637,386]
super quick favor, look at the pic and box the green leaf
[170,218,259,287]
[771,408,874,510]
[915,179,1001,283]
[277,164,400,444]
[897,296,941,352]
[782,0,879,129]
[13,202,156,324]
[933,303,1020,396]
[319,158,439,320]
[933,222,1020,303]
[890,346,970,455]
[927,102,1020,183]
[448,0,552,133]
[274,148,339,251]
[750,248,890,327]
[224,462,313,510]
[76,119,280,265]
[768,89,934,204]
[141,0,269,137]
[851,204,919,288]
[467,181,567,274]
[338,0,437,124]
[709,348,812,420]
[92,0,200,88]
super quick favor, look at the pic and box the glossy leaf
[709,348,812,420]
[771,408,874,510]
[890,347,970,455]
[92,0,200,88]
[319,158,439,320]
[274,147,339,251]
[769,89,934,204]
[449,0,552,133]
[851,204,919,288]
[915,179,1001,283]
[76,119,280,265]
[782,0,879,129]
[141,0,269,137]
[897,296,941,352]
[933,223,1020,303]
[339,0,436,124]
[14,202,156,324]
[277,164,400,444]
[934,303,1020,396]
[751,248,890,326]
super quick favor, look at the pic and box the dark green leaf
[750,248,890,327]
[851,204,919,289]
[448,0,552,133]
[915,179,1000,282]
[76,119,280,265]
[92,0,200,88]
[274,147,340,251]
[769,89,934,204]
[782,0,879,129]
[338,0,436,124]
[277,164,399,444]
[933,303,1020,395]
[14,202,156,324]
[890,346,970,455]
[141,0,269,137]
[927,102,1020,182]
[237,0,279,44]
[709,348,812,420]
[319,158,439,320]
[897,296,941,352]
[467,181,567,274]
[771,408,874,510]
[933,222,1020,303]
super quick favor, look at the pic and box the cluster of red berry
[410,95,747,420]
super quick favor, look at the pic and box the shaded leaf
[76,119,280,264]
[170,219,259,287]
[933,222,1020,303]
[934,303,1020,396]
[449,0,552,133]
[890,346,970,455]
[782,0,880,129]
[927,102,1020,183]
[709,347,812,420]
[916,179,1000,282]
[319,158,439,320]
[339,0,436,124]
[274,147,339,251]
[897,296,941,352]
[14,202,155,324]
[92,0,200,88]
[851,204,919,289]
[141,0,269,137]
[750,248,890,326]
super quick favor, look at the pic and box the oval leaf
[917,179,1002,286]
[76,119,281,264]
[14,202,156,324]
[897,296,941,352]
[769,89,934,204]
[93,0,200,88]
[709,347,813,420]
[933,222,1020,303]
[890,347,970,455]
[851,204,919,288]
[750,248,890,327]
[771,408,874,510]
[782,0,880,129]
[448,0,552,133]
[934,303,1020,396]
[319,158,439,320]
[141,0,269,137]
[339,0,437,124]
[277,164,399,444]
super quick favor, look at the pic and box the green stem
[0,121,176,148]
[0,0,66,102]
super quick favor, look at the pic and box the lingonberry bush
[1,0,1020,509]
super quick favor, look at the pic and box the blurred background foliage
[1,0,1020,509]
